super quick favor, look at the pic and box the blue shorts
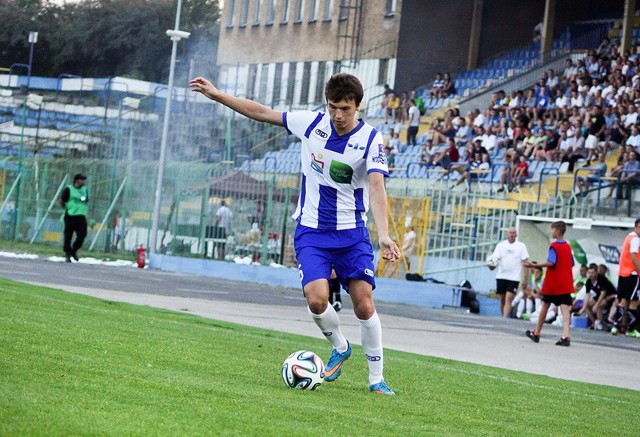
[294,225,376,292]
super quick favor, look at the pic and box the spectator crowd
[383,35,640,196]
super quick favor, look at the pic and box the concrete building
[216,0,627,112]
[217,0,400,113]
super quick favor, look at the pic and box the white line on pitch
[176,288,229,294]
[0,270,41,276]
[66,276,130,285]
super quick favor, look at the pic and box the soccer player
[610,218,640,336]
[524,221,575,346]
[190,73,400,395]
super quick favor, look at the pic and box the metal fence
[0,156,302,264]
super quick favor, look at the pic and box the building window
[385,0,396,16]
[247,64,258,99]
[286,63,297,105]
[254,0,263,25]
[294,0,304,23]
[322,0,332,21]
[300,61,312,104]
[266,0,275,24]
[378,58,388,85]
[239,0,249,26]
[226,0,236,27]
[273,63,283,106]
[315,61,327,104]
[258,64,269,102]
[339,0,348,21]
[281,0,290,24]
[333,60,341,74]
[309,0,318,22]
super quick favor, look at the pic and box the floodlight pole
[26,31,38,93]
[149,0,190,255]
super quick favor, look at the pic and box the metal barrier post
[29,175,69,244]
[88,177,127,252]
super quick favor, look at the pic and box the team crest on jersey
[371,144,387,165]
[347,142,366,150]
[310,153,325,174]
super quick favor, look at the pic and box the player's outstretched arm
[368,172,400,261]
[189,76,284,127]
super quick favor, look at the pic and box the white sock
[516,300,524,318]
[512,291,523,306]
[359,311,384,385]
[525,299,534,314]
[308,305,348,352]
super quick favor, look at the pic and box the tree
[0,0,220,82]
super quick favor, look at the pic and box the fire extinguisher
[136,245,146,268]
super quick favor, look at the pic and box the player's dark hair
[551,220,567,235]
[325,73,364,106]
[635,217,640,227]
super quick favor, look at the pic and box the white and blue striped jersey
[283,111,389,230]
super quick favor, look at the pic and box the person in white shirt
[588,79,601,97]
[623,104,639,129]
[454,117,472,145]
[406,99,420,146]
[546,69,559,90]
[626,125,640,151]
[601,80,615,100]
[555,89,569,109]
[488,227,530,318]
[570,90,584,108]
[563,58,577,80]
[481,126,498,151]
[472,109,486,129]
[216,200,233,233]
[190,72,400,395]
[387,225,417,277]
[212,200,234,260]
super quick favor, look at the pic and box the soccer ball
[486,255,499,267]
[281,350,325,390]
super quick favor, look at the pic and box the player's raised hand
[189,76,221,101]
[379,235,400,261]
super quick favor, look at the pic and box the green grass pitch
[1,278,637,436]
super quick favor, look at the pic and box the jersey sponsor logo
[310,153,325,174]
[329,160,353,183]
[364,268,374,277]
[599,244,620,264]
[371,143,387,164]
[365,354,381,362]
[315,128,328,138]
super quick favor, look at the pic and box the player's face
[327,99,359,134]
[506,229,517,243]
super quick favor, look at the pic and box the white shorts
[585,134,601,149]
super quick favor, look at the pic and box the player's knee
[307,298,328,314]
[352,300,374,319]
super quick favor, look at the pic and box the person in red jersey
[523,221,575,346]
